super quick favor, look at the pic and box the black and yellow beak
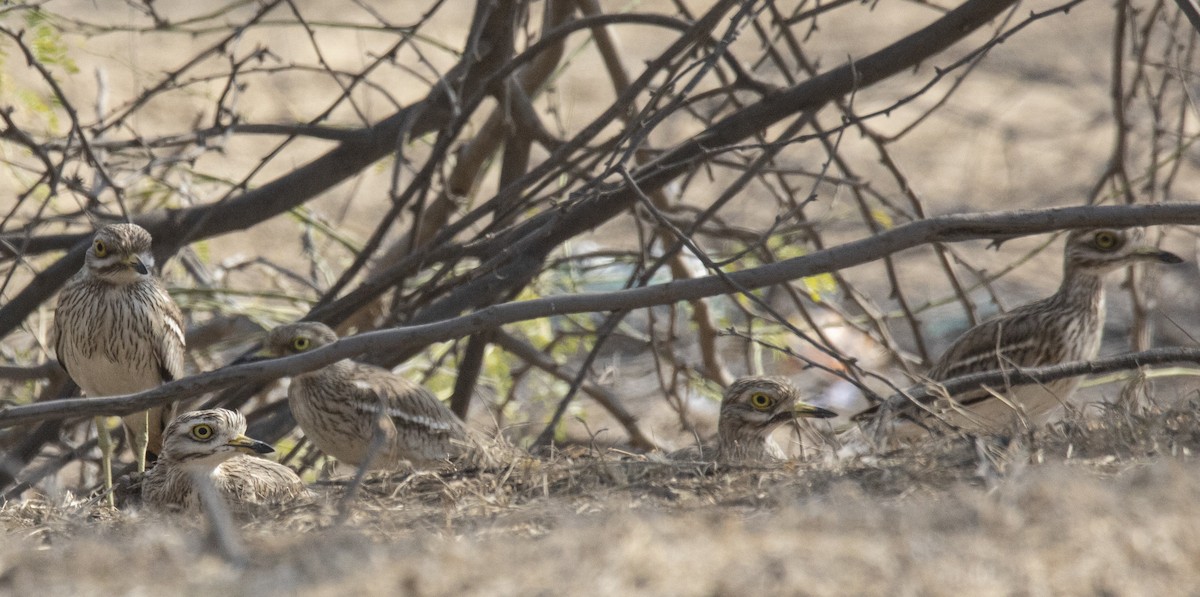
[793,401,837,419]
[226,435,275,455]
[124,255,150,275]
[1132,247,1184,264]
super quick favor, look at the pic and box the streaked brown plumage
[265,322,470,469]
[141,409,309,513]
[52,223,185,500]
[856,228,1182,438]
[673,377,836,463]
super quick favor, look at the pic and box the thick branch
[858,347,1200,420]
[1174,0,1200,35]
[2,202,1198,427]
[0,0,530,338]
[374,0,1024,351]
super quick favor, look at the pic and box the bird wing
[51,318,70,379]
[141,282,186,457]
[347,362,467,440]
[50,275,82,379]
[854,301,1065,421]
[153,283,187,383]
[220,455,311,507]
[927,304,1065,383]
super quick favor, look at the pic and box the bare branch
[3,202,1198,428]
[860,347,1200,419]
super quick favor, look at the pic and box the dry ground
[5,405,1200,595]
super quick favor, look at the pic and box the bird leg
[137,410,150,472]
[93,416,115,508]
[123,410,151,473]
[335,413,391,525]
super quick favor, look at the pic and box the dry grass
[4,405,1200,596]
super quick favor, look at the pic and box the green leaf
[25,10,78,74]
[871,208,894,229]
[15,88,59,130]
[801,272,837,302]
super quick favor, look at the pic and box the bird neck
[1054,261,1107,312]
[85,266,148,287]
[299,358,355,380]
[163,450,237,473]
[716,428,779,462]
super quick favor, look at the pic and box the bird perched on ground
[264,322,471,470]
[672,377,836,464]
[141,409,309,513]
[53,223,186,503]
[854,227,1183,441]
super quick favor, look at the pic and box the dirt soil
[6,406,1200,596]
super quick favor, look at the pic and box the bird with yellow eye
[672,377,837,464]
[140,409,310,513]
[853,227,1184,442]
[53,223,186,506]
[262,322,472,470]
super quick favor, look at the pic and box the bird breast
[57,280,175,396]
[287,372,379,465]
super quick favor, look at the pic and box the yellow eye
[190,424,214,441]
[749,392,773,410]
[292,336,311,351]
[93,240,108,257]
[1093,231,1119,250]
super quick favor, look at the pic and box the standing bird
[264,322,470,470]
[53,223,185,502]
[673,377,836,463]
[855,228,1182,439]
[141,409,309,513]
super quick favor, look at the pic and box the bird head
[717,377,836,447]
[84,223,155,285]
[1064,228,1182,275]
[262,321,340,357]
[159,409,274,471]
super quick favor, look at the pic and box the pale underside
[54,277,186,453]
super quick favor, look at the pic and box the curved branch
[0,9,747,340]
[2,202,1198,427]
[351,0,1026,353]
[858,347,1200,420]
